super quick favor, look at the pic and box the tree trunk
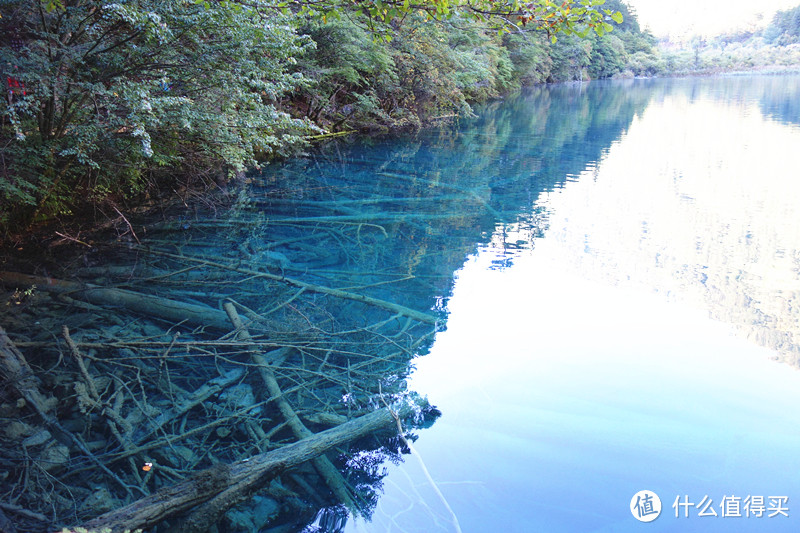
[82,406,400,533]
[0,271,232,330]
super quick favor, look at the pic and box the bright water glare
[345,75,800,533]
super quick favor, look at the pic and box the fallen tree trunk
[143,250,438,325]
[0,326,142,497]
[210,302,355,527]
[82,406,400,533]
[0,271,232,330]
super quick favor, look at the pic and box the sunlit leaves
[283,0,622,39]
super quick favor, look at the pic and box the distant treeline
[765,4,800,43]
[293,0,659,132]
[657,4,800,75]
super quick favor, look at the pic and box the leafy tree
[549,34,593,81]
[588,34,627,78]
[0,0,627,229]
[503,32,553,84]
[293,17,397,127]
[284,0,623,39]
[765,5,800,44]
[0,0,316,226]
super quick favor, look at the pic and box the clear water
[5,74,800,532]
[329,75,800,532]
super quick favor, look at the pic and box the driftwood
[0,271,232,330]
[131,367,245,445]
[82,406,402,533]
[144,250,438,325]
[208,302,356,529]
[0,326,142,497]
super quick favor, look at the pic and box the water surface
[4,75,800,533]
[341,75,800,532]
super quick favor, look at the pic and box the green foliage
[549,35,593,81]
[293,17,398,127]
[293,13,552,130]
[0,0,640,229]
[284,0,622,40]
[503,33,554,85]
[292,2,656,130]
[588,34,627,79]
[1,0,317,226]
[655,4,800,77]
[658,38,800,76]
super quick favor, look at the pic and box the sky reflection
[346,76,800,533]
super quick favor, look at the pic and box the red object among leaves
[6,76,25,96]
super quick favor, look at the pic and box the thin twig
[112,204,141,244]
[54,231,92,247]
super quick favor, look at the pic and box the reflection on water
[0,76,653,531]
[3,74,800,532]
[536,77,800,367]
[348,74,800,532]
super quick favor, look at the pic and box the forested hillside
[0,1,654,232]
[658,4,800,75]
[293,0,657,132]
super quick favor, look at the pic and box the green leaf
[611,11,623,24]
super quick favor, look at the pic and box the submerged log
[0,326,55,416]
[82,406,401,533]
[131,367,245,445]
[0,271,232,330]
[217,302,356,524]
[144,250,438,325]
[0,507,17,533]
[0,326,142,497]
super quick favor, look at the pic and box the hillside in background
[656,3,800,75]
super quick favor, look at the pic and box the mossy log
[82,406,401,533]
[305,130,356,141]
[0,271,232,330]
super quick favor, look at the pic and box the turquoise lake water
[5,74,799,533]
[318,75,800,532]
